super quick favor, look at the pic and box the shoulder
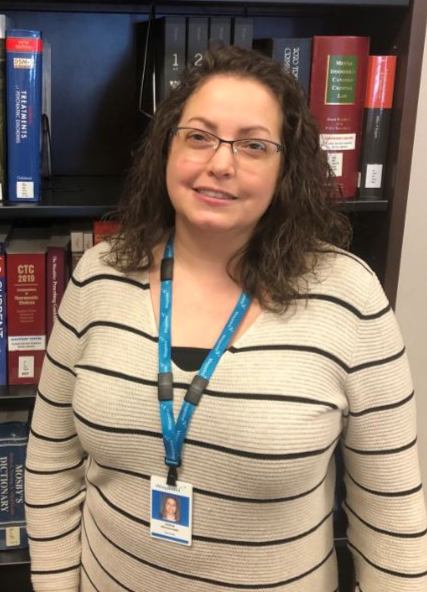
[71,240,148,290]
[71,240,114,280]
[305,244,385,314]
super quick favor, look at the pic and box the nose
[207,142,236,177]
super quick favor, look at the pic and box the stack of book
[144,19,397,201]
[0,220,120,387]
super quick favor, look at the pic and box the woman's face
[166,75,283,241]
[165,497,177,516]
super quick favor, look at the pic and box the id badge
[150,476,193,546]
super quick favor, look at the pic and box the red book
[358,55,397,200]
[309,36,370,199]
[93,220,121,246]
[6,232,49,385]
[47,231,70,340]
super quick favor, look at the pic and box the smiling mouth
[195,188,237,201]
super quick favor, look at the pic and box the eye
[238,140,268,153]
[185,130,213,145]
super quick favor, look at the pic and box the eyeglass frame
[170,127,284,157]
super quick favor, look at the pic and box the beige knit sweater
[25,241,427,592]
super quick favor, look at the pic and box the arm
[25,260,86,592]
[342,272,427,592]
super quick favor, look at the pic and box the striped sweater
[25,241,427,592]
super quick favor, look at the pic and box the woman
[160,495,180,523]
[25,46,427,592]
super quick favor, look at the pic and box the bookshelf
[0,1,426,591]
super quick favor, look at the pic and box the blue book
[0,422,29,550]
[0,225,11,385]
[6,29,43,202]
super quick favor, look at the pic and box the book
[6,229,49,385]
[358,55,397,200]
[83,230,94,251]
[232,18,253,49]
[93,220,122,245]
[309,36,370,199]
[70,227,84,273]
[0,421,29,550]
[41,39,52,180]
[0,15,11,201]
[187,17,208,68]
[154,17,186,104]
[46,229,70,340]
[209,17,231,49]
[0,225,11,385]
[254,38,312,97]
[6,29,43,202]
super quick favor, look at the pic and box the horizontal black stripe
[72,273,149,290]
[296,293,390,320]
[347,471,423,498]
[84,505,336,588]
[205,388,339,409]
[75,363,157,388]
[345,502,427,538]
[93,458,329,503]
[229,344,404,376]
[37,388,73,408]
[79,319,158,341]
[25,457,86,475]
[74,363,338,409]
[349,346,405,374]
[76,408,338,461]
[193,509,334,546]
[45,349,77,377]
[25,488,85,509]
[349,391,415,417]
[87,474,332,546]
[27,521,81,542]
[349,541,427,578]
[31,563,81,576]
[229,344,350,372]
[344,437,417,456]
[185,434,339,461]
[30,426,78,443]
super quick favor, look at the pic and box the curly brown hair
[105,45,352,313]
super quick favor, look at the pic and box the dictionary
[6,29,43,202]
[0,421,29,550]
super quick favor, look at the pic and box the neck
[172,220,249,278]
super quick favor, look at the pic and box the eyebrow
[185,117,272,136]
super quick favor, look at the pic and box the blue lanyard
[158,234,251,486]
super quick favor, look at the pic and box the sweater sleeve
[25,257,87,592]
[342,271,427,592]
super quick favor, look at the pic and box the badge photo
[150,476,193,546]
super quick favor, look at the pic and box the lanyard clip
[167,466,178,487]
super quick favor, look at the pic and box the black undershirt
[171,346,210,372]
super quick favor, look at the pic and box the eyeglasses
[170,127,284,164]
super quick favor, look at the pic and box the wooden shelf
[0,176,388,219]
[0,177,122,219]
[0,385,37,402]
[0,548,30,567]
[0,0,410,10]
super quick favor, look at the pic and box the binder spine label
[325,55,357,105]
